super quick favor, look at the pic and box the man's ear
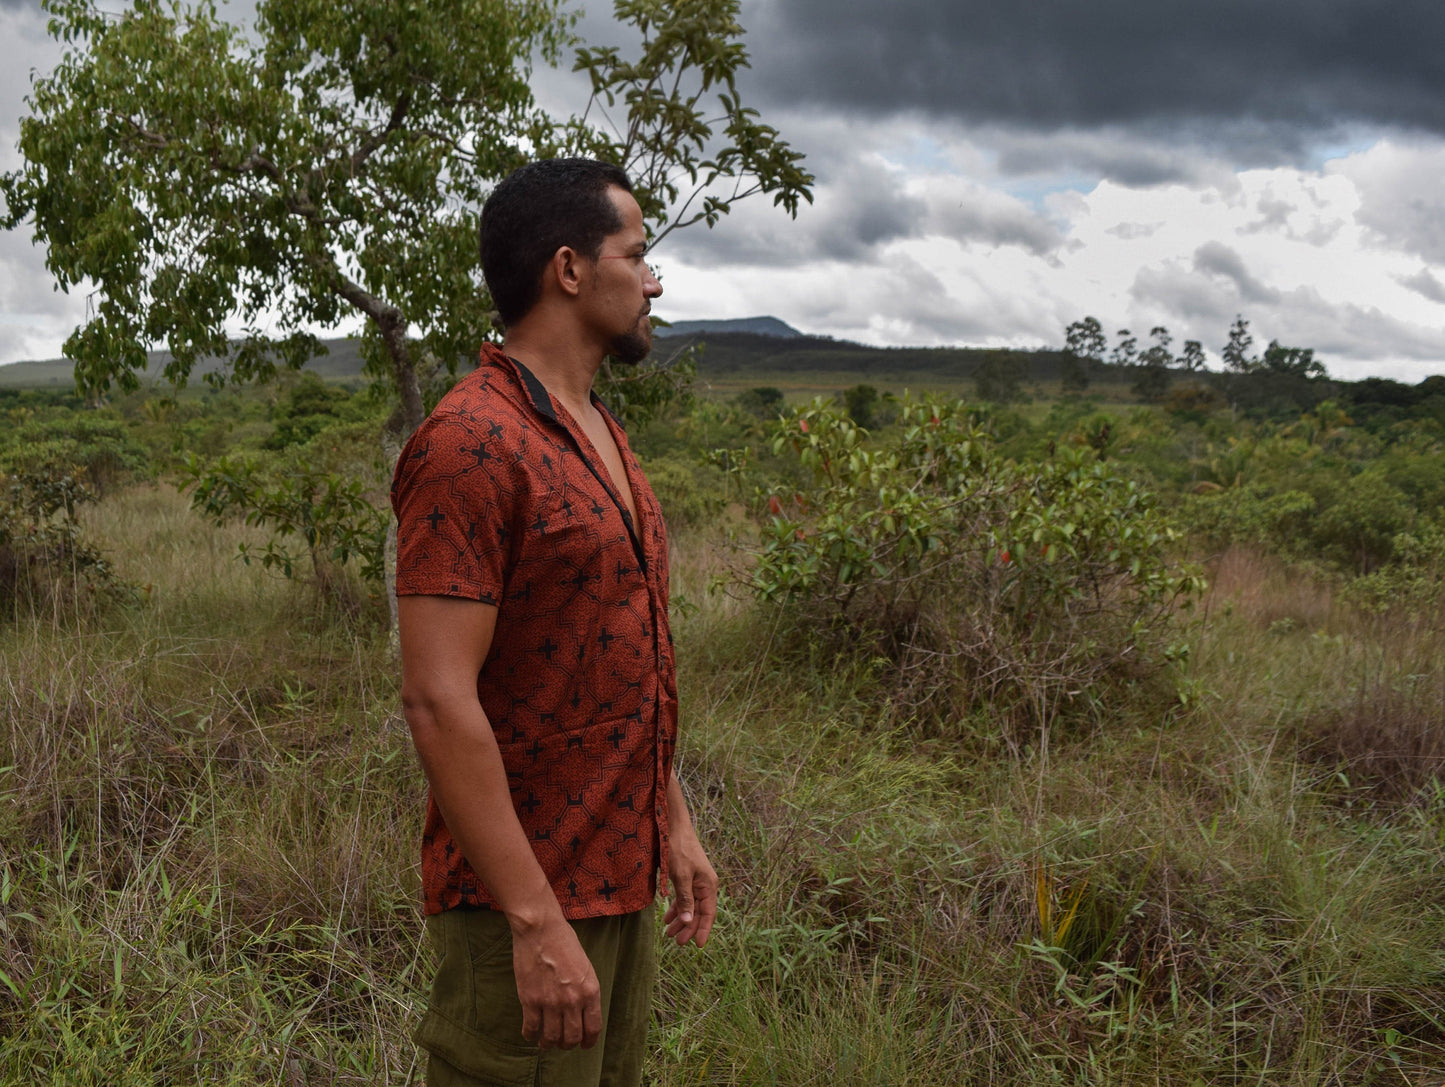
[549,246,586,299]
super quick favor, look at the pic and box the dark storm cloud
[743,0,1445,143]
[989,130,1228,187]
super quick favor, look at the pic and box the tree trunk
[376,324,420,649]
[327,273,422,644]
[380,318,425,436]
[330,271,425,434]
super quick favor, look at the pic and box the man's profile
[391,157,717,1087]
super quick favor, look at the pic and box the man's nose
[645,267,663,298]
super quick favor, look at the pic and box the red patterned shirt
[391,344,677,919]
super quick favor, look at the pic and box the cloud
[1400,267,1445,305]
[1331,140,1445,263]
[665,154,927,267]
[987,128,1245,187]
[659,157,1445,378]
[1108,222,1163,241]
[921,183,1065,258]
[742,0,1445,145]
[1190,242,1281,304]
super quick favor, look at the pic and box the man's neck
[502,324,604,421]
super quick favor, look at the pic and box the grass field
[3,468,1443,1084]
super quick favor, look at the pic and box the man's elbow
[400,683,450,742]
[400,683,486,749]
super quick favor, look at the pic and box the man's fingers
[561,1003,583,1049]
[521,1002,542,1044]
[582,992,604,1049]
[539,1006,564,1050]
[672,884,695,925]
[692,897,716,948]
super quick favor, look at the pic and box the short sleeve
[391,408,516,603]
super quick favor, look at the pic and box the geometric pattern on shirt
[392,343,678,920]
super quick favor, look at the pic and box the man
[392,158,717,1087]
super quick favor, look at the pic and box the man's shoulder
[431,361,530,425]
[392,363,544,504]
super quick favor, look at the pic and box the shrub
[180,425,389,611]
[744,396,1202,736]
[972,351,1026,404]
[262,371,357,450]
[643,453,727,533]
[1309,471,1413,574]
[0,411,150,494]
[843,384,881,429]
[0,465,128,615]
[1176,485,1317,557]
[1346,518,1445,613]
[735,386,786,420]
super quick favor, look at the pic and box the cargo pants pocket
[415,908,540,1087]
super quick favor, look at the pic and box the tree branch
[350,89,412,175]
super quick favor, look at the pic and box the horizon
[3,1,1445,383]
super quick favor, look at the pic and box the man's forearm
[666,773,697,841]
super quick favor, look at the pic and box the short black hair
[479,158,634,328]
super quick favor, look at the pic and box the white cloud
[1329,138,1445,263]
[655,135,1445,381]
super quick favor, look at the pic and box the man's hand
[663,799,718,948]
[511,916,603,1050]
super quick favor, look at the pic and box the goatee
[607,321,653,366]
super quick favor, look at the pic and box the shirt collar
[478,343,626,431]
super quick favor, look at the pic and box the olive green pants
[415,906,656,1087]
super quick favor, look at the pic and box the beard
[607,312,653,366]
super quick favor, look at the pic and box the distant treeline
[661,331,1067,379]
[5,329,1441,432]
[665,330,1445,428]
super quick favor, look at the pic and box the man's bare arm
[398,595,602,1050]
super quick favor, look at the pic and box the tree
[1222,316,1256,373]
[1137,325,1173,369]
[843,383,880,429]
[3,0,813,435]
[1132,325,1173,401]
[1062,316,1106,394]
[736,385,785,420]
[1261,340,1327,379]
[1177,339,1207,373]
[1064,316,1107,362]
[1110,329,1138,368]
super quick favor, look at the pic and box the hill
[657,329,1068,381]
[0,339,369,390]
[655,315,802,338]
[2,329,1063,390]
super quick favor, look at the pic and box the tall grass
[2,492,1443,1084]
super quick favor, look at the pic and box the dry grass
[2,491,1444,1084]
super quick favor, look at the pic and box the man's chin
[607,328,653,367]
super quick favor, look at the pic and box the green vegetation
[2,363,1444,1084]
[748,397,1200,737]
[2,0,810,431]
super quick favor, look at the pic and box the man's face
[589,186,663,366]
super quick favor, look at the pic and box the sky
[3,0,1444,381]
